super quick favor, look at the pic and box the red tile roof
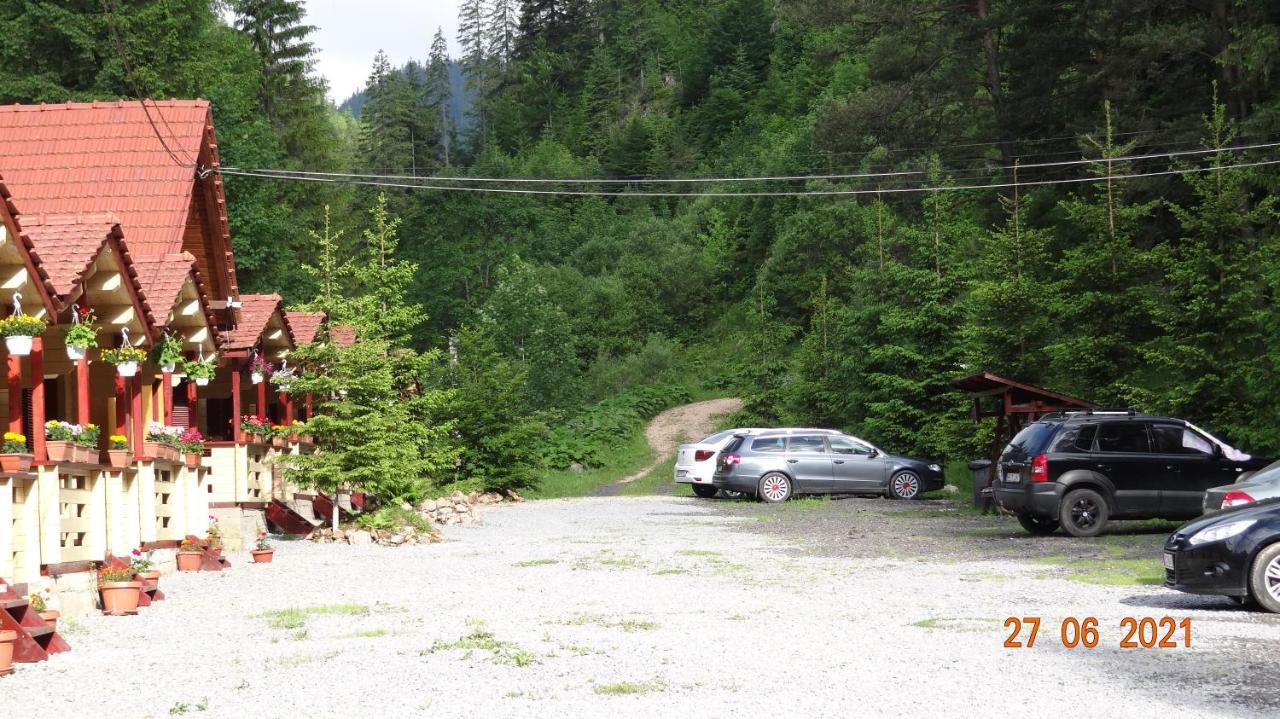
[224,293,288,349]
[131,252,218,335]
[330,324,356,347]
[0,178,57,315]
[285,311,325,345]
[20,213,117,298]
[0,100,239,301]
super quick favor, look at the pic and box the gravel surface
[2,495,1276,718]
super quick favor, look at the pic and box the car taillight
[695,450,714,462]
[722,454,741,466]
[1222,490,1255,508]
[1030,453,1048,482]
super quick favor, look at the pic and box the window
[1005,422,1057,455]
[1050,424,1097,453]
[700,430,735,445]
[751,436,786,453]
[1150,425,1214,456]
[1096,422,1151,453]
[829,436,873,455]
[787,435,827,453]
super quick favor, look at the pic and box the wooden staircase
[0,577,70,667]
[266,498,321,536]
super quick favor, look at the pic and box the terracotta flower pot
[75,443,97,464]
[106,449,132,469]
[271,437,285,448]
[99,581,143,615]
[185,452,200,468]
[139,570,161,589]
[45,440,75,462]
[39,610,60,630]
[0,629,16,676]
[0,453,33,473]
[251,549,274,564]
[176,551,203,572]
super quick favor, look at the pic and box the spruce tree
[487,0,519,66]
[426,28,455,167]
[230,0,318,128]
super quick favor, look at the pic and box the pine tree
[359,52,432,174]
[487,0,519,66]
[230,0,318,128]
[426,28,455,167]
[458,0,491,138]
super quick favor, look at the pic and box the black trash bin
[968,459,992,507]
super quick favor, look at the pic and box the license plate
[1004,472,1021,484]
[676,469,688,477]
[1163,552,1175,570]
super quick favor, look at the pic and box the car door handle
[1095,464,1112,472]
[787,459,799,464]
[834,460,845,464]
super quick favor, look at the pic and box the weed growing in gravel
[348,628,390,638]
[168,699,208,715]
[778,496,830,511]
[677,549,722,557]
[652,567,688,575]
[559,642,602,656]
[261,604,370,630]
[513,558,560,567]
[556,613,660,632]
[727,614,748,621]
[1033,556,1164,586]
[573,551,649,571]
[912,618,943,629]
[280,650,341,667]
[594,678,668,695]
[289,629,309,641]
[422,621,537,667]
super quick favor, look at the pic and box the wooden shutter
[21,388,33,452]
[171,391,191,430]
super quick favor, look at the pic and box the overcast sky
[304,0,464,103]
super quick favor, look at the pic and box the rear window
[1150,424,1213,455]
[1050,424,1097,453]
[1097,422,1151,453]
[751,437,786,452]
[1006,422,1057,455]
[699,431,735,445]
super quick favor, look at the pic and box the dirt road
[594,397,741,495]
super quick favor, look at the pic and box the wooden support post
[29,337,44,462]
[231,362,242,443]
[256,378,267,422]
[304,393,313,421]
[281,392,292,426]
[186,380,197,433]
[130,375,143,451]
[114,375,127,441]
[6,353,20,434]
[76,356,90,425]
[162,370,173,424]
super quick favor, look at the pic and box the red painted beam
[6,353,20,434]
[29,337,44,462]
[76,355,90,426]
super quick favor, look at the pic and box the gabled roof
[0,179,57,315]
[224,293,291,350]
[131,252,219,337]
[19,213,119,298]
[0,100,239,300]
[330,324,356,347]
[285,311,325,345]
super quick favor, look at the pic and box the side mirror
[868,449,880,459]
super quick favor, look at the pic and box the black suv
[993,411,1270,537]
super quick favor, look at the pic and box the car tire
[691,484,718,499]
[887,471,923,500]
[758,473,792,503]
[1059,488,1109,538]
[720,489,747,500]
[1017,513,1060,536]
[1247,543,1280,614]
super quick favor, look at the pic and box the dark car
[1164,498,1280,613]
[712,429,945,502]
[993,410,1269,537]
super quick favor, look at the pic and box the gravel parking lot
[2,495,1276,718]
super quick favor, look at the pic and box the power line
[220,140,1280,187]
[216,156,1280,198]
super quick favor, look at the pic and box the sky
[303,0,464,103]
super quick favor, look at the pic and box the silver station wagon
[711,429,945,502]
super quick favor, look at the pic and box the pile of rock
[416,490,512,526]
[308,525,442,546]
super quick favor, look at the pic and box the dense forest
[1,0,1279,497]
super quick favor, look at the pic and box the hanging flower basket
[251,371,264,384]
[183,357,216,388]
[66,345,86,361]
[152,333,183,375]
[102,346,146,377]
[64,312,97,361]
[0,314,46,357]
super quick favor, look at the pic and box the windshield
[698,430,735,445]
[1004,422,1057,457]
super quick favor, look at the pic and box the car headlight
[928,464,942,473]
[1188,519,1256,546]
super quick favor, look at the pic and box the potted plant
[0,432,31,472]
[240,415,270,444]
[130,547,160,589]
[251,531,274,563]
[270,362,295,393]
[95,562,142,615]
[64,309,97,361]
[152,333,184,374]
[144,422,182,461]
[206,516,223,556]
[0,313,46,357]
[101,345,147,378]
[180,427,204,468]
[106,434,131,468]
[248,354,270,384]
[290,419,307,443]
[75,423,99,464]
[176,538,204,571]
[183,357,216,387]
[29,588,58,629]
[270,424,287,448]
[43,420,79,462]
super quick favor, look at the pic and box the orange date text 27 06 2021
[1003,617,1192,649]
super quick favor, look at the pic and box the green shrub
[533,384,692,469]
[354,505,432,533]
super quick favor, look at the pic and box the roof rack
[1040,408,1144,420]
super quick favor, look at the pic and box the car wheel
[691,484,718,499]
[1248,543,1280,614]
[720,489,747,500]
[1059,488,1109,538]
[1017,513,1060,536]
[887,471,922,500]
[758,473,792,503]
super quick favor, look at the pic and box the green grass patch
[556,613,660,632]
[912,618,943,629]
[346,628,389,638]
[421,621,537,666]
[513,558,560,567]
[676,549,723,557]
[526,429,653,499]
[776,495,830,510]
[260,604,370,630]
[652,567,689,575]
[620,455,678,497]
[1034,556,1165,586]
[594,679,668,696]
[355,505,432,533]
[279,650,340,667]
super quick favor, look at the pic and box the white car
[675,429,758,498]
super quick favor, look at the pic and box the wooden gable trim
[100,225,157,345]
[0,182,57,317]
